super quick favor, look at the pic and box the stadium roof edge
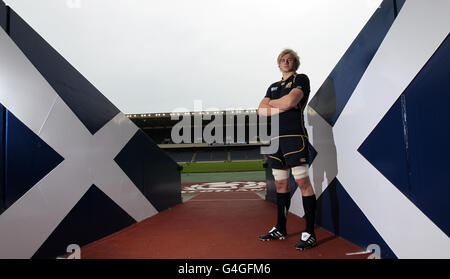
[158,142,268,149]
[125,109,259,118]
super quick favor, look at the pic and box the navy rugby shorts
[267,135,310,169]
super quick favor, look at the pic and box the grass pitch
[179,161,265,173]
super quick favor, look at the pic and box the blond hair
[277,49,300,71]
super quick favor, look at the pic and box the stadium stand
[165,149,195,163]
[247,148,265,160]
[230,148,247,161]
[195,149,212,162]
[127,110,269,163]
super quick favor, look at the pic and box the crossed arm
[257,88,304,116]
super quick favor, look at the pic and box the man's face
[279,53,296,73]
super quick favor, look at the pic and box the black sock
[276,192,291,233]
[302,195,316,236]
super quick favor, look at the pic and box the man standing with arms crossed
[257,49,317,250]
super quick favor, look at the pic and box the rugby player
[257,49,317,250]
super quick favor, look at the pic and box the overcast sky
[6,0,382,113]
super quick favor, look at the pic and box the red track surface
[80,192,370,259]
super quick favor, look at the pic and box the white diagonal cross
[333,0,450,258]
[0,28,157,258]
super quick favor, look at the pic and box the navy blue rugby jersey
[264,73,310,136]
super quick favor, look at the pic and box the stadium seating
[247,148,264,160]
[165,150,195,163]
[163,146,264,163]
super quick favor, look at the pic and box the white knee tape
[291,165,309,180]
[272,168,289,181]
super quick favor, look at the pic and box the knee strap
[272,168,289,181]
[291,165,309,180]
